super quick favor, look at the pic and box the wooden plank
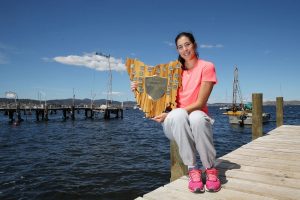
[165,177,276,200]
[270,125,300,130]
[227,147,300,161]
[270,127,300,132]
[253,138,300,144]
[241,144,300,154]
[254,138,300,145]
[266,131,300,136]
[265,129,300,136]
[216,160,300,179]
[254,137,300,144]
[143,186,210,200]
[221,153,300,167]
[258,136,300,141]
[221,177,300,200]
[219,168,300,189]
[262,135,300,141]
[218,156,300,171]
[266,130,300,135]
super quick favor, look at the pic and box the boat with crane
[223,67,271,125]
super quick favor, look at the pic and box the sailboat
[223,67,271,125]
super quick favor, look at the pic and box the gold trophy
[126,58,182,118]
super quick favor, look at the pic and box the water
[0,105,299,200]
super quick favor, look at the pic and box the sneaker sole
[189,187,205,193]
[204,185,221,192]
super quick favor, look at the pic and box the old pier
[0,105,123,123]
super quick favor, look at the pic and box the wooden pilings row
[252,94,284,140]
[2,106,123,123]
[170,95,285,182]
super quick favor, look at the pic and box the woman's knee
[166,108,189,123]
[189,110,211,126]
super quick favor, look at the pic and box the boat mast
[95,52,112,107]
[232,66,244,109]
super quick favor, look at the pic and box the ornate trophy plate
[126,58,182,118]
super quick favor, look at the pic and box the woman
[131,32,221,193]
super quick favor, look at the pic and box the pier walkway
[136,125,300,200]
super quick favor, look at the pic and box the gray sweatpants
[162,108,216,169]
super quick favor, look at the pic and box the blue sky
[1,0,299,103]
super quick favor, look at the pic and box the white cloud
[199,44,224,49]
[53,52,126,72]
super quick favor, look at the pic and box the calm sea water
[0,105,299,200]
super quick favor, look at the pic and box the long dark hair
[175,32,198,70]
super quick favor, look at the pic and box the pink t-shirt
[176,59,217,114]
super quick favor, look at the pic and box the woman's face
[176,36,196,61]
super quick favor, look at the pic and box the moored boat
[223,67,271,126]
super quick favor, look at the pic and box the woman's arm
[184,81,215,114]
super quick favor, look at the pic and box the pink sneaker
[188,169,204,193]
[205,168,221,192]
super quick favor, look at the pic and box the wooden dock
[136,125,300,200]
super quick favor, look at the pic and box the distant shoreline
[210,101,300,106]
[1,98,300,106]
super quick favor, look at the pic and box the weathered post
[63,109,67,120]
[276,97,284,127]
[71,106,75,120]
[41,110,44,121]
[36,110,39,121]
[104,109,110,119]
[44,106,49,121]
[252,93,263,140]
[170,141,187,182]
[8,110,14,122]
[16,104,22,122]
[91,110,94,119]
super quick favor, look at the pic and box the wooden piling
[71,106,75,120]
[16,105,22,122]
[63,109,67,120]
[170,141,187,182]
[252,93,263,140]
[120,109,123,119]
[8,110,14,122]
[44,107,49,121]
[41,110,44,121]
[36,110,39,121]
[276,97,284,127]
[104,109,110,119]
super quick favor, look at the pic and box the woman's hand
[152,112,168,123]
[130,81,137,92]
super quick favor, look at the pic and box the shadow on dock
[214,159,241,185]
